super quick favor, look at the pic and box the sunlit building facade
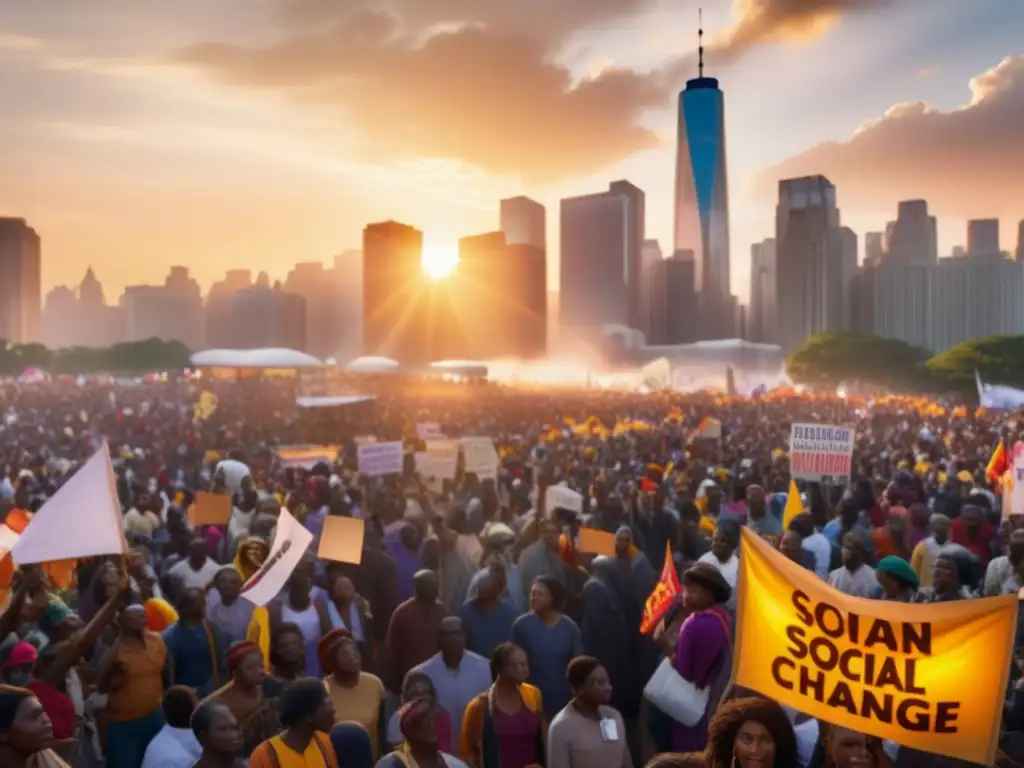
[0,218,41,344]
[362,220,427,364]
[673,74,731,339]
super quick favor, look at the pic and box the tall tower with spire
[673,9,732,339]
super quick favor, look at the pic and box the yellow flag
[733,529,1016,765]
[782,477,803,530]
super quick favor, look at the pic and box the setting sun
[422,242,459,279]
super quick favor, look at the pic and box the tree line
[0,338,192,376]
[786,331,1024,395]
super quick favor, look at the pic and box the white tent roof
[345,356,400,374]
[190,348,324,369]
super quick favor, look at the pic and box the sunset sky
[1,0,1022,303]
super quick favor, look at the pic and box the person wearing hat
[662,563,733,754]
[875,556,919,602]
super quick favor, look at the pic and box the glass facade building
[673,76,731,334]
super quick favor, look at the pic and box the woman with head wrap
[233,536,269,583]
[875,556,919,602]
[912,545,979,602]
[204,641,282,757]
[319,629,386,760]
[249,678,338,768]
[0,685,69,768]
[377,700,471,768]
[387,671,452,753]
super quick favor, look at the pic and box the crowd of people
[0,375,1020,768]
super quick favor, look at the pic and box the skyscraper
[640,239,663,340]
[0,218,41,344]
[886,200,937,264]
[608,180,646,333]
[649,252,697,345]
[500,197,546,250]
[673,18,730,338]
[1017,220,1024,263]
[967,219,1000,255]
[749,239,777,343]
[559,184,644,333]
[775,175,853,353]
[362,220,428,364]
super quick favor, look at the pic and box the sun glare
[422,242,459,279]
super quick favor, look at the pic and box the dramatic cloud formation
[716,0,892,57]
[750,56,1024,217]
[171,0,883,183]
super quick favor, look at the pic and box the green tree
[786,331,931,389]
[926,335,1024,391]
[0,338,192,375]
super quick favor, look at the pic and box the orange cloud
[748,56,1024,218]
[716,0,891,58]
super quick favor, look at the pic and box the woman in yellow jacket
[460,643,545,768]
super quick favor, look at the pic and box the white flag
[13,442,127,565]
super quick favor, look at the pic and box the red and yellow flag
[986,440,1008,488]
[639,542,681,634]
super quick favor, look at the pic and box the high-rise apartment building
[749,239,777,343]
[967,219,1000,255]
[284,262,337,358]
[559,184,644,332]
[206,270,254,349]
[500,197,546,251]
[331,250,363,360]
[639,239,663,341]
[229,279,307,351]
[362,221,427,364]
[608,181,646,333]
[775,175,854,353]
[673,31,730,338]
[1015,220,1024,263]
[0,218,41,344]
[854,255,1024,353]
[886,200,937,264]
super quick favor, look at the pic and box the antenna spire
[698,7,704,77]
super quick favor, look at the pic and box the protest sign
[788,423,854,481]
[424,440,458,479]
[416,423,446,441]
[189,491,232,526]
[733,528,1015,765]
[356,441,404,477]
[1009,442,1024,519]
[461,437,498,480]
[277,445,341,470]
[578,528,616,557]
[240,508,312,607]
[544,484,584,515]
[317,516,365,565]
[13,442,127,565]
[640,543,680,634]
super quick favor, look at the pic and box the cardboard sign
[734,529,1016,765]
[356,441,404,477]
[416,423,446,441]
[423,440,458,479]
[317,515,365,565]
[189,491,232,526]
[577,527,616,557]
[461,437,498,480]
[545,485,584,515]
[1009,443,1024,519]
[788,422,855,481]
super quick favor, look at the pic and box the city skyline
[0,0,1021,301]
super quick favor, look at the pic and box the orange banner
[640,543,680,634]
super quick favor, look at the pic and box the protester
[320,629,387,759]
[511,577,583,722]
[875,556,919,602]
[386,570,449,689]
[0,685,68,768]
[910,514,950,588]
[328,722,374,768]
[547,656,629,768]
[141,686,203,768]
[705,697,798,768]
[163,586,230,697]
[191,699,246,768]
[205,640,282,756]
[168,535,223,591]
[324,572,374,670]
[387,671,453,753]
[417,617,491,753]
[376,700,470,768]
[206,567,255,644]
[249,678,337,768]
[828,532,879,598]
[457,567,518,659]
[460,642,545,768]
